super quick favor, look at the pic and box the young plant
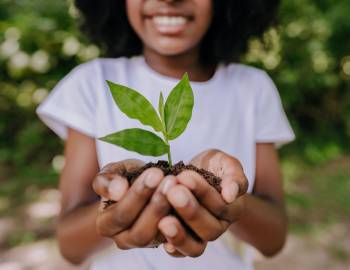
[100,73,194,167]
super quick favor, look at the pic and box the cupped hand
[159,150,249,257]
[93,159,144,203]
[92,160,176,249]
[190,149,249,203]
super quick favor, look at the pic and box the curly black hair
[74,0,280,66]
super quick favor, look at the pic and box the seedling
[100,73,194,167]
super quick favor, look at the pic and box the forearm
[229,193,287,257]
[57,201,111,264]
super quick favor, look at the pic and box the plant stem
[167,147,173,167]
[163,135,172,167]
[161,130,173,167]
[159,103,172,167]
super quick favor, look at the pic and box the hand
[159,150,248,257]
[92,160,177,249]
[190,149,249,202]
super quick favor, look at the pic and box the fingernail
[108,179,126,201]
[95,175,109,187]
[164,243,176,253]
[144,170,161,188]
[222,182,239,203]
[171,189,189,207]
[162,223,178,238]
[161,177,176,195]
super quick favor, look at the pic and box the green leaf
[158,92,165,120]
[164,73,194,140]
[158,91,165,126]
[99,128,169,157]
[107,81,163,132]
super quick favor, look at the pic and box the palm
[190,149,248,199]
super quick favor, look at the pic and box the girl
[37,0,295,269]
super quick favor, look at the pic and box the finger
[159,216,206,257]
[114,176,177,248]
[100,159,145,175]
[93,174,129,202]
[176,170,243,223]
[163,243,185,257]
[166,185,226,242]
[220,176,239,204]
[209,153,248,201]
[92,174,111,199]
[191,150,248,202]
[97,167,163,237]
[107,175,129,201]
[93,159,145,199]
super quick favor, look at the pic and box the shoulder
[54,57,139,98]
[218,63,277,103]
[221,63,272,85]
[67,57,132,79]
[48,57,133,103]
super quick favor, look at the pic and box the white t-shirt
[37,56,295,270]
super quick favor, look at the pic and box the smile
[149,15,190,35]
[153,16,188,27]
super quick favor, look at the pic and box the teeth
[153,16,187,27]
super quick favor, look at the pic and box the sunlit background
[0,0,349,269]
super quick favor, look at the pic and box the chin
[150,39,194,56]
[156,47,189,56]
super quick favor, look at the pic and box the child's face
[126,0,212,56]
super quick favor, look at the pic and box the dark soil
[128,161,221,192]
[103,160,222,209]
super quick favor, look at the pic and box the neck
[143,46,215,82]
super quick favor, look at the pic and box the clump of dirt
[128,161,222,192]
[103,161,222,209]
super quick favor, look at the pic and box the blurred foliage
[0,0,99,170]
[0,0,350,173]
[246,0,350,163]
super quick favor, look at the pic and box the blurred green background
[0,0,349,269]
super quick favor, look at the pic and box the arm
[57,128,108,264]
[229,143,287,256]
